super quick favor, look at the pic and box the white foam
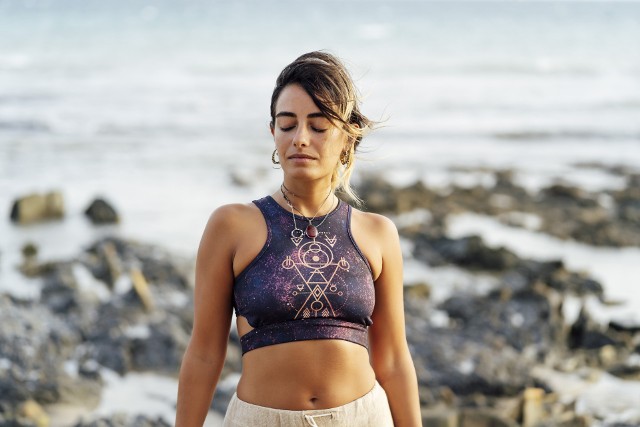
[533,367,640,424]
[95,369,224,426]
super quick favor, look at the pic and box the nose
[292,124,310,147]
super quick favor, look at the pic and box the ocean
[1,0,639,424]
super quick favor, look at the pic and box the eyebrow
[275,112,326,119]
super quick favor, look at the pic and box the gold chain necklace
[280,184,334,239]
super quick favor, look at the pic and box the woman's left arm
[368,215,422,427]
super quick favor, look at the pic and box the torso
[230,194,383,409]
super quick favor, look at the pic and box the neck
[277,178,337,218]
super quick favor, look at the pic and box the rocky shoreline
[1,169,639,426]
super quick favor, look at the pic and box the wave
[370,128,640,142]
[392,60,630,77]
[0,120,50,132]
[493,130,640,141]
[0,94,57,104]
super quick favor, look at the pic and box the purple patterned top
[233,195,375,355]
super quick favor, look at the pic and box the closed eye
[279,125,327,133]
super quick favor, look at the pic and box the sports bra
[233,195,375,355]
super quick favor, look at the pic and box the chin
[283,168,321,181]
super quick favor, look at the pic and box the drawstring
[304,412,334,426]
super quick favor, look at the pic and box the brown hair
[270,51,375,204]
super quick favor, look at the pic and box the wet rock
[539,184,599,208]
[609,320,640,334]
[130,315,190,372]
[569,307,621,350]
[413,233,519,271]
[0,297,91,407]
[607,363,640,381]
[357,171,640,247]
[10,191,65,224]
[84,198,119,224]
[440,289,560,352]
[81,237,192,291]
[40,261,81,314]
[73,414,171,427]
[357,175,406,213]
[408,324,542,398]
[545,268,604,297]
[74,292,192,375]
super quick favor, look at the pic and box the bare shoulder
[199,202,262,248]
[350,207,399,241]
[206,201,261,226]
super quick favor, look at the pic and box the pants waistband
[231,379,382,417]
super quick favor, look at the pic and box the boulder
[10,191,65,224]
[84,198,119,224]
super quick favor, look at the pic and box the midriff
[236,337,376,410]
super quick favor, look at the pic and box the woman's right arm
[175,205,239,427]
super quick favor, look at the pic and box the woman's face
[271,83,347,183]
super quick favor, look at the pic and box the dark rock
[539,184,598,208]
[545,268,604,297]
[408,326,541,398]
[84,198,119,224]
[355,175,401,213]
[414,233,519,271]
[609,320,640,335]
[130,316,190,372]
[40,261,80,314]
[81,236,192,291]
[607,364,640,381]
[357,170,640,247]
[21,243,37,258]
[90,338,131,376]
[569,307,621,350]
[74,414,171,427]
[138,254,190,290]
[0,297,84,406]
[579,331,618,350]
[440,289,558,352]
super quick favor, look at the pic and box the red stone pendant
[305,224,318,238]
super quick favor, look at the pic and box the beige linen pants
[222,379,394,426]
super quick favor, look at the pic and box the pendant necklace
[280,184,334,239]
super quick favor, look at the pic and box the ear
[343,123,360,151]
[270,121,275,139]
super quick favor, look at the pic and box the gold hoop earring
[340,150,351,167]
[272,149,280,165]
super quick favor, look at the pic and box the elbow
[372,347,416,385]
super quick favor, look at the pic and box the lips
[288,154,316,160]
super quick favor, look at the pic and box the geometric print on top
[282,236,350,319]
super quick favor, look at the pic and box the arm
[368,215,422,427]
[175,205,237,427]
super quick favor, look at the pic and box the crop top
[232,195,375,355]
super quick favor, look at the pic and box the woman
[176,51,422,427]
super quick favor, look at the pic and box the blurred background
[1,0,639,426]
